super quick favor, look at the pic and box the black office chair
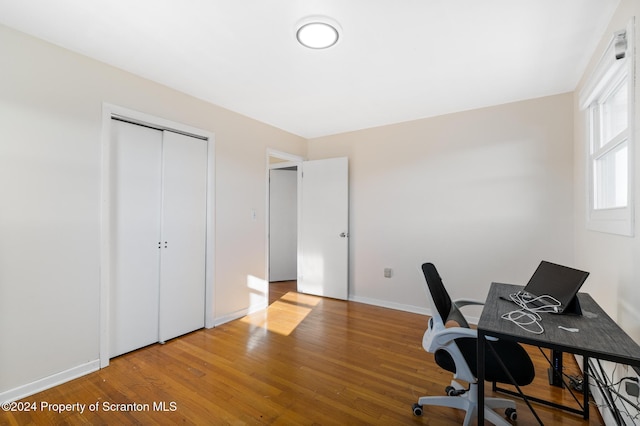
[412,263,535,425]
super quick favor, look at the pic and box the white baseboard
[349,294,430,316]
[213,301,268,327]
[0,360,100,404]
[214,294,480,326]
[348,294,481,325]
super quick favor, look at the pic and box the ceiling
[0,0,620,139]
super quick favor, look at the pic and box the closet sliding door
[109,120,207,358]
[110,120,163,357]
[159,131,207,343]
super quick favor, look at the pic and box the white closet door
[110,120,162,357]
[158,131,207,342]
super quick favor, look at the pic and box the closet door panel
[110,120,162,357]
[159,131,207,342]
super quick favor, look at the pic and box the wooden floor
[1,281,603,425]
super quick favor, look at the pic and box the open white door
[299,157,349,300]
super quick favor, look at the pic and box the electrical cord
[588,360,639,425]
[500,291,562,334]
[586,359,640,425]
[535,347,586,410]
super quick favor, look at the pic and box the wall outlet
[625,380,640,397]
[384,268,393,278]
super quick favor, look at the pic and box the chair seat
[434,337,535,386]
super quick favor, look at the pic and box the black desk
[477,282,640,424]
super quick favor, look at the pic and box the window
[580,21,635,236]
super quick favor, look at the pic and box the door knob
[339,232,349,238]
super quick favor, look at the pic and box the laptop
[521,261,590,315]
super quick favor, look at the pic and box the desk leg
[548,350,564,387]
[583,356,590,420]
[478,332,486,424]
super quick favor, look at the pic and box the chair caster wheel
[446,385,464,396]
[412,403,423,416]
[505,407,517,421]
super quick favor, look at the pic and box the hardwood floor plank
[1,282,604,425]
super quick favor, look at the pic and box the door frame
[100,103,215,368]
[266,149,303,292]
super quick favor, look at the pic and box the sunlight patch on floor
[280,291,322,307]
[241,291,322,335]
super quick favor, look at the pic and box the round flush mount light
[296,16,341,49]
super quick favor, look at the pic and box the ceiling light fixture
[296,17,341,49]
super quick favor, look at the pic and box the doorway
[267,150,303,300]
[266,150,350,302]
[269,166,298,282]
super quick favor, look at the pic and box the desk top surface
[478,282,640,367]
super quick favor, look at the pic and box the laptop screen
[523,261,590,313]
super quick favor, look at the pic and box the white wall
[574,0,640,346]
[0,24,305,400]
[269,168,298,281]
[573,6,640,422]
[308,94,575,316]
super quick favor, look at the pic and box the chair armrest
[453,298,485,308]
[434,326,477,342]
[425,326,478,350]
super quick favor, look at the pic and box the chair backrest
[420,262,536,387]
[421,263,470,328]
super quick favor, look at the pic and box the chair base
[413,381,516,426]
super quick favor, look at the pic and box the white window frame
[579,19,635,237]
